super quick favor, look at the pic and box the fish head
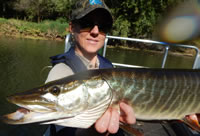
[7,85,63,113]
[2,71,112,126]
[7,79,89,114]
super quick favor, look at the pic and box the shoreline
[0,31,65,42]
[0,18,199,58]
[0,18,68,42]
[0,33,195,57]
[107,45,195,57]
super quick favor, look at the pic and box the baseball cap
[70,0,113,26]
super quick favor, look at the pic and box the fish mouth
[6,92,57,113]
[2,89,74,125]
[2,108,31,123]
[2,94,74,125]
[1,107,73,125]
[16,107,30,114]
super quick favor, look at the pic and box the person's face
[70,11,111,55]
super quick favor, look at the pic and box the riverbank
[0,18,199,57]
[0,18,68,41]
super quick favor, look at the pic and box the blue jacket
[50,47,113,73]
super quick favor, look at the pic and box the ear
[69,22,73,33]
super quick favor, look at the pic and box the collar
[75,52,100,69]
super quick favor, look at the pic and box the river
[0,36,195,136]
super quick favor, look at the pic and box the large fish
[2,68,200,133]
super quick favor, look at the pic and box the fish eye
[50,86,60,95]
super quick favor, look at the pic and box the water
[0,37,195,136]
[106,47,194,69]
[0,37,64,136]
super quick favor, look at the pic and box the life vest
[50,47,113,73]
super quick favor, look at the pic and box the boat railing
[65,34,200,69]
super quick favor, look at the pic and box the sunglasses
[75,20,111,34]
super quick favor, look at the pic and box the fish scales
[2,68,200,131]
[100,68,200,120]
[169,71,200,116]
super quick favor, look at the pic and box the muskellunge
[2,68,200,133]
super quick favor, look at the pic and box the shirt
[45,52,100,83]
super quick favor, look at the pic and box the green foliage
[0,18,69,39]
[52,0,76,17]
[56,17,67,24]
[13,0,75,22]
[1,0,185,39]
[14,0,56,22]
[0,18,7,24]
[112,16,131,37]
[106,0,184,38]
[41,20,68,35]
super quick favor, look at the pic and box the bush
[0,18,7,24]
[0,18,69,39]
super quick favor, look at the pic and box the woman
[45,0,135,135]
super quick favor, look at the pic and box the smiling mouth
[87,39,98,44]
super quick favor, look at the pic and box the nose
[90,25,100,35]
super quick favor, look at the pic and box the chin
[85,49,98,54]
[85,47,101,54]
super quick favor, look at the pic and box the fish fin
[41,96,112,128]
[182,114,200,132]
[119,123,144,136]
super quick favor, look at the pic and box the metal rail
[65,34,200,69]
[103,35,200,69]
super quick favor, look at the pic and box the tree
[52,0,76,21]
[105,0,184,38]
[2,0,185,39]
[14,0,55,22]
[0,0,18,18]
[13,0,77,22]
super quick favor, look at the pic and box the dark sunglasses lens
[79,22,92,29]
[78,21,110,33]
[98,25,110,33]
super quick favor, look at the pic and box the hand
[94,102,136,134]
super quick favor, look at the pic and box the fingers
[95,102,136,134]
[119,102,136,124]
[95,109,111,133]
[95,108,119,134]
[108,108,119,134]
